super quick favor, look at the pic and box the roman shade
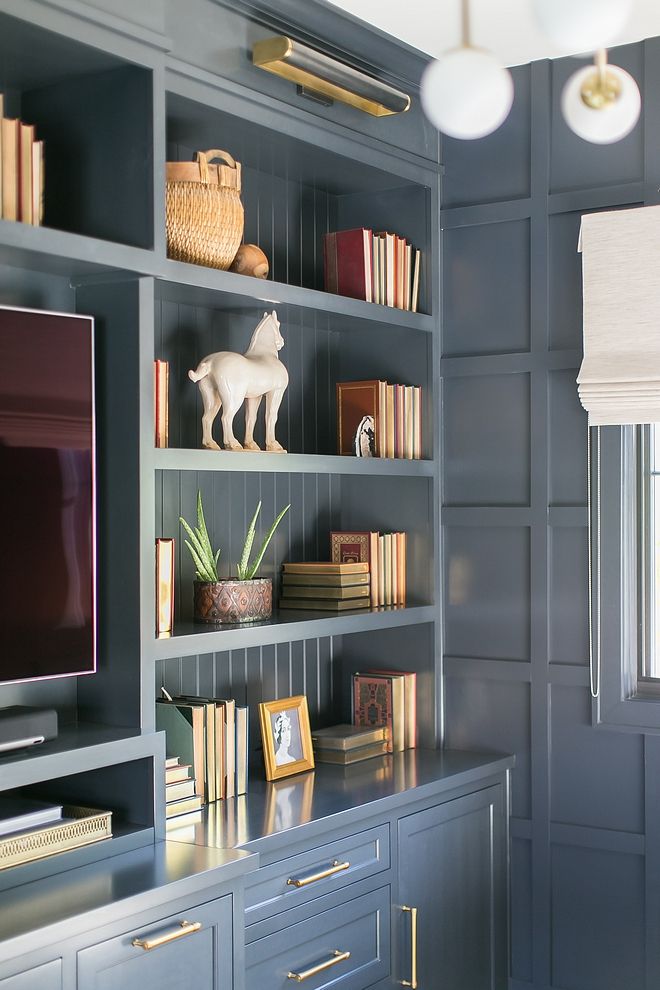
[578,204,660,425]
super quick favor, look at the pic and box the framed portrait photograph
[258,695,315,781]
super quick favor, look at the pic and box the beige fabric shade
[578,204,660,425]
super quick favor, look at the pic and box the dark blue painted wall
[441,40,660,990]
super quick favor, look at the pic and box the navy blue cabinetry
[397,786,508,990]
[0,961,62,990]
[77,896,232,990]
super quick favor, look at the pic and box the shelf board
[150,604,436,660]
[0,219,157,278]
[0,822,154,895]
[0,725,161,791]
[153,448,434,477]
[157,260,435,333]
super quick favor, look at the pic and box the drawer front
[246,886,390,990]
[245,823,389,925]
[0,960,62,990]
[77,895,232,990]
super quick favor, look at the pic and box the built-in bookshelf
[0,0,440,889]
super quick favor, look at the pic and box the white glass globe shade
[561,63,641,144]
[532,0,634,53]
[420,48,514,140]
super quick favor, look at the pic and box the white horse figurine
[188,310,289,453]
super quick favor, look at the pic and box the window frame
[593,425,660,731]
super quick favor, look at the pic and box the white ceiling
[326,0,660,67]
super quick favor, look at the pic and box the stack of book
[0,95,44,225]
[337,379,422,459]
[323,227,421,312]
[156,695,249,803]
[154,359,169,448]
[353,669,417,753]
[0,797,112,870]
[279,561,371,611]
[311,724,389,765]
[331,531,406,608]
[165,756,203,820]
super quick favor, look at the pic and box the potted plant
[179,491,289,623]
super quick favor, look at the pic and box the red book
[352,672,405,752]
[324,228,373,303]
[367,668,416,748]
[330,531,371,565]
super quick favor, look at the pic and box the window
[639,425,660,682]
[593,426,660,729]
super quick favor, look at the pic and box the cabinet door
[0,960,61,989]
[77,895,232,990]
[397,786,506,990]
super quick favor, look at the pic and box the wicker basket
[166,149,244,270]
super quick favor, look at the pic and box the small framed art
[258,695,315,781]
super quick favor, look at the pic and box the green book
[156,700,205,804]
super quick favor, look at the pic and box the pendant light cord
[461,0,471,48]
[588,426,601,699]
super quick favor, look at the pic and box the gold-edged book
[0,806,112,871]
[283,561,369,575]
[156,538,174,635]
[282,572,369,588]
[165,763,192,784]
[165,794,203,819]
[279,597,370,611]
[314,741,389,764]
[281,584,370,600]
[311,723,387,751]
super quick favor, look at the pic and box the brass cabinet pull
[401,905,418,988]
[287,859,350,887]
[132,920,202,951]
[287,949,351,982]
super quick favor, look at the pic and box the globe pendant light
[532,0,634,54]
[420,0,514,140]
[561,49,641,144]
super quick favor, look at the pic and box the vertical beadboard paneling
[154,294,341,455]
[156,635,340,770]
[159,471,341,622]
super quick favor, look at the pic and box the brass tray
[0,805,112,871]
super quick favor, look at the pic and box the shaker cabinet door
[397,785,507,990]
[0,960,62,990]
[77,895,232,990]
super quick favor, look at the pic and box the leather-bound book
[352,672,406,752]
[323,227,373,302]
[336,379,384,456]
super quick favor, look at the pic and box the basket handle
[196,149,238,183]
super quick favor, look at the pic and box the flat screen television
[0,305,96,685]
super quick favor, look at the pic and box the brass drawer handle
[287,949,351,982]
[287,859,350,887]
[132,920,202,951]
[401,905,418,988]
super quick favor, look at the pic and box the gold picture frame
[258,695,315,781]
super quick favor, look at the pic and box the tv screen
[0,305,96,684]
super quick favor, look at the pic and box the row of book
[353,669,417,752]
[324,227,421,312]
[0,96,44,225]
[331,530,407,607]
[156,694,248,807]
[337,379,422,459]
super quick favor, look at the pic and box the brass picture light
[252,36,410,117]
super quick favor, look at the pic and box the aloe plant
[236,500,290,580]
[180,492,289,582]
[179,491,221,582]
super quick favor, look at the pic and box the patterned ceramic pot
[193,578,272,623]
